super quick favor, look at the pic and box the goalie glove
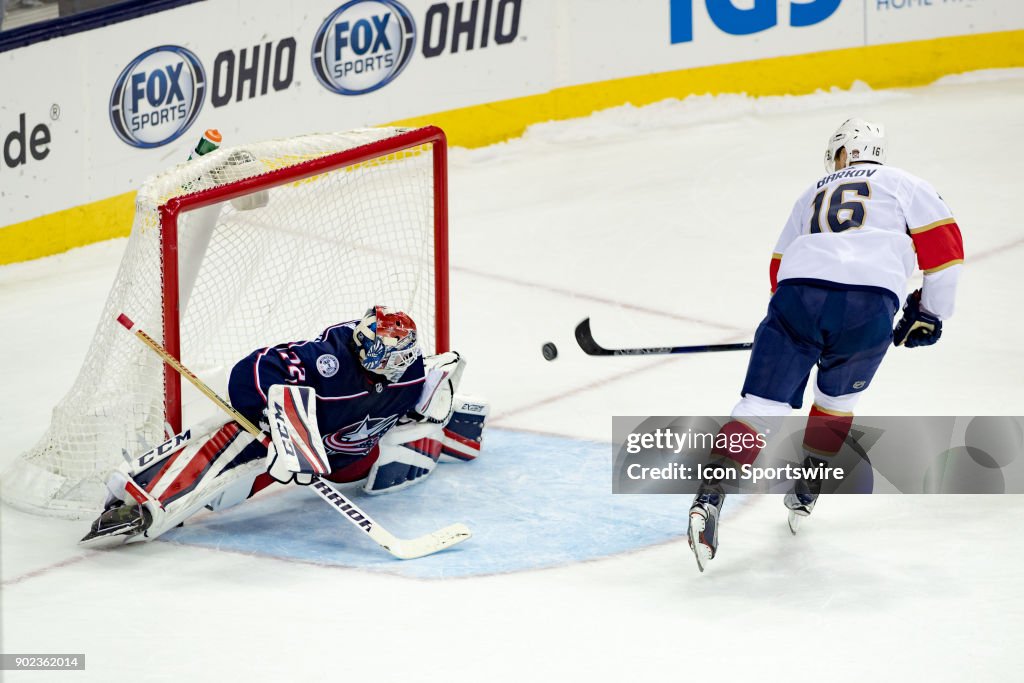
[893,289,943,348]
[408,351,465,424]
[266,384,331,485]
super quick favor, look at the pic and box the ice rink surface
[3,71,1024,681]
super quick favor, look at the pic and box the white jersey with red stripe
[771,163,964,318]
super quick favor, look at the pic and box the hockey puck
[542,342,558,361]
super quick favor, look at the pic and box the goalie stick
[115,313,471,560]
[574,318,752,356]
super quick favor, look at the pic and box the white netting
[4,127,444,518]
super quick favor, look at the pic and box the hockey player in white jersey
[688,118,965,572]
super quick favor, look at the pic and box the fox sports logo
[312,0,416,96]
[109,45,206,148]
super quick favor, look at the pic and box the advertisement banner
[1,0,1022,259]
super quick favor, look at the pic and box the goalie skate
[80,502,153,547]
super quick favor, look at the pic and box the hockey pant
[711,283,897,475]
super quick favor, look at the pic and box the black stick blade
[575,318,613,356]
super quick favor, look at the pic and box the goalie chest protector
[228,321,427,469]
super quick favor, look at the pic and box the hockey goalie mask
[824,118,887,172]
[353,306,421,382]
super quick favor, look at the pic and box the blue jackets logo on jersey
[109,45,206,148]
[324,415,400,455]
[311,0,416,95]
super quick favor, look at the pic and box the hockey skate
[80,501,153,547]
[783,491,818,534]
[687,491,724,573]
[785,452,828,534]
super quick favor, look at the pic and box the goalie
[81,306,488,545]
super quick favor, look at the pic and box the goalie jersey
[769,164,964,318]
[228,320,426,478]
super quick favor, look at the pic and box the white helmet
[824,118,886,172]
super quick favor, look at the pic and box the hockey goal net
[3,126,449,519]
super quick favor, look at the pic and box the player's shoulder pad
[888,165,947,207]
[315,320,358,344]
[306,321,361,366]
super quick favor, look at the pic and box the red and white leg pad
[364,394,489,495]
[439,395,488,462]
[105,420,264,542]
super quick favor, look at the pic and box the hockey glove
[409,351,463,424]
[893,289,942,348]
[265,441,312,485]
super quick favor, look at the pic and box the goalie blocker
[267,380,488,495]
[82,347,488,546]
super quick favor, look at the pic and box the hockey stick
[116,313,471,560]
[575,318,753,356]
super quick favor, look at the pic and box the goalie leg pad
[132,422,250,506]
[439,395,489,462]
[363,395,490,494]
[99,421,264,542]
[133,458,264,541]
[112,415,229,508]
[364,420,442,495]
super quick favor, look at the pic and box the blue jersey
[228,321,426,472]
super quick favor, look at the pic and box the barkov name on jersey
[817,167,878,189]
